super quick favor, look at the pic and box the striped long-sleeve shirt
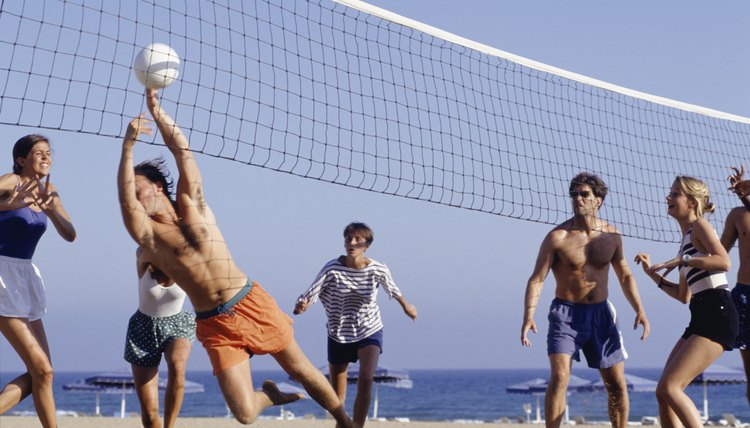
[298,257,403,343]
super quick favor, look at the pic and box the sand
[0,416,617,427]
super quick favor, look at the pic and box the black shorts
[327,329,383,365]
[682,288,738,351]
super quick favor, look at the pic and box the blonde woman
[635,176,737,428]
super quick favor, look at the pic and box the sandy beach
[0,417,616,428]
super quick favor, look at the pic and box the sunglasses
[569,190,592,199]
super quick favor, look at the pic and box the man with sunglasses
[521,172,650,428]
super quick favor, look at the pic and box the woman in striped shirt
[294,222,417,427]
[635,176,737,428]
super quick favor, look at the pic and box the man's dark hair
[134,157,175,202]
[569,172,608,201]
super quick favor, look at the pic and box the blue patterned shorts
[124,310,196,367]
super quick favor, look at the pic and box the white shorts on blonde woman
[0,254,46,321]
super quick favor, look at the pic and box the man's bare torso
[142,204,247,312]
[549,219,620,304]
[730,207,750,285]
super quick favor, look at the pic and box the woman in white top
[294,222,417,427]
[124,242,195,427]
[635,176,737,428]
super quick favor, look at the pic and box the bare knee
[603,380,627,401]
[655,381,677,404]
[167,360,187,388]
[30,363,54,388]
[546,372,570,394]
[140,408,161,427]
[357,375,374,394]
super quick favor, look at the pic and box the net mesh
[1,0,748,242]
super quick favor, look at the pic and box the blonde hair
[674,176,715,217]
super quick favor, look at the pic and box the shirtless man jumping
[521,172,650,428]
[118,88,355,427]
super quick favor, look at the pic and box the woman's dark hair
[13,134,49,174]
[134,157,175,202]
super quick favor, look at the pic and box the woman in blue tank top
[0,134,76,427]
[635,176,736,428]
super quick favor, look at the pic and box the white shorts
[0,255,46,321]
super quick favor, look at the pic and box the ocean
[1,368,747,423]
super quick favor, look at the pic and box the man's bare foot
[262,380,304,405]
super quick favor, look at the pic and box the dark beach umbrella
[690,364,746,420]
[507,374,592,423]
[63,370,204,417]
[297,363,412,419]
[578,372,657,393]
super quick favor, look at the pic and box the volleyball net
[1,0,748,242]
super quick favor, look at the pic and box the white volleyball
[133,43,180,89]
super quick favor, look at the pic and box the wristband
[681,254,692,265]
[657,277,665,289]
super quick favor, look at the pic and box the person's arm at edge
[721,208,740,254]
[611,233,649,340]
[521,232,554,347]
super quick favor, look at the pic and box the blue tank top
[0,207,47,259]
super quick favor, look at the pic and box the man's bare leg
[545,354,572,428]
[273,339,356,428]
[598,362,629,428]
[216,360,281,424]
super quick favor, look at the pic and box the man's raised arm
[145,88,206,213]
[118,113,154,245]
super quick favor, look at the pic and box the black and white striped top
[678,226,728,294]
[298,257,403,343]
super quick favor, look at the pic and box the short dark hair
[13,134,48,174]
[343,222,374,246]
[569,172,608,201]
[134,157,174,202]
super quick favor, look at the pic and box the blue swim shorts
[547,298,627,369]
[328,329,383,365]
[732,283,750,350]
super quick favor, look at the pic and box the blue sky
[2,0,750,374]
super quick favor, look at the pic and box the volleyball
[133,43,180,89]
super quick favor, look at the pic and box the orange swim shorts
[195,281,294,375]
